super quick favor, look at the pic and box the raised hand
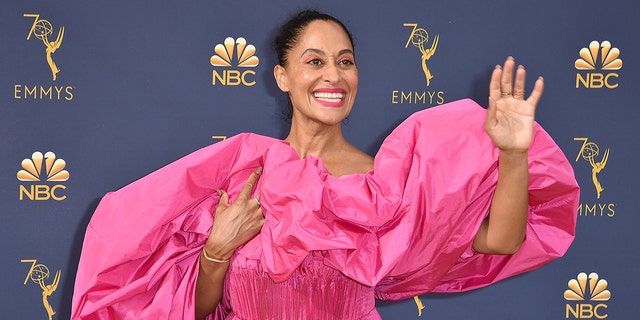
[203,167,265,261]
[485,57,544,154]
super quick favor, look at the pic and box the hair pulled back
[274,9,355,66]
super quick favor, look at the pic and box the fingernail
[216,189,223,196]
[256,166,263,175]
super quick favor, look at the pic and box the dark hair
[274,9,355,66]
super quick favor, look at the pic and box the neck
[285,120,346,159]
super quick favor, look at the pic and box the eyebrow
[301,48,355,57]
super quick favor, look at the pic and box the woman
[72,10,578,320]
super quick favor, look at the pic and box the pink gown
[71,99,579,319]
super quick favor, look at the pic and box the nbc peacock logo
[17,151,69,201]
[564,272,611,319]
[575,40,622,89]
[210,37,260,86]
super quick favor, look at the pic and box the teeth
[314,92,344,102]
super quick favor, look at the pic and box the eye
[338,59,354,66]
[307,58,323,66]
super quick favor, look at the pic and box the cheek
[288,71,316,93]
[301,72,315,84]
[345,71,359,89]
[348,80,359,98]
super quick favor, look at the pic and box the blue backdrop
[2,0,638,319]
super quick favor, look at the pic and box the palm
[485,57,544,153]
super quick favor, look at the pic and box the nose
[322,62,340,84]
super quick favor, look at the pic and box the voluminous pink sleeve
[71,133,270,319]
[373,99,579,300]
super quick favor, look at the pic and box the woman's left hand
[484,57,544,153]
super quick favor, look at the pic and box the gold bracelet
[202,248,230,263]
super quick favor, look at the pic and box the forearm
[195,167,264,318]
[195,250,229,319]
[473,150,528,254]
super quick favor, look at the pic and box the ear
[273,65,289,92]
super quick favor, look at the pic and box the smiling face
[274,20,358,128]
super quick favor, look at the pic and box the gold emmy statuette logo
[24,14,65,81]
[17,152,69,201]
[391,23,445,106]
[210,37,259,86]
[22,259,61,320]
[574,138,608,199]
[575,41,622,89]
[404,24,439,86]
[413,296,426,316]
[564,272,610,319]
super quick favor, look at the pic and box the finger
[500,57,515,95]
[218,189,230,203]
[485,96,498,130]
[252,193,262,209]
[512,65,526,99]
[211,189,230,215]
[526,76,544,107]
[237,167,263,201]
[489,65,502,101]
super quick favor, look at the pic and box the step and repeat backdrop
[1,0,637,319]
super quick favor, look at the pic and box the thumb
[216,189,230,208]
